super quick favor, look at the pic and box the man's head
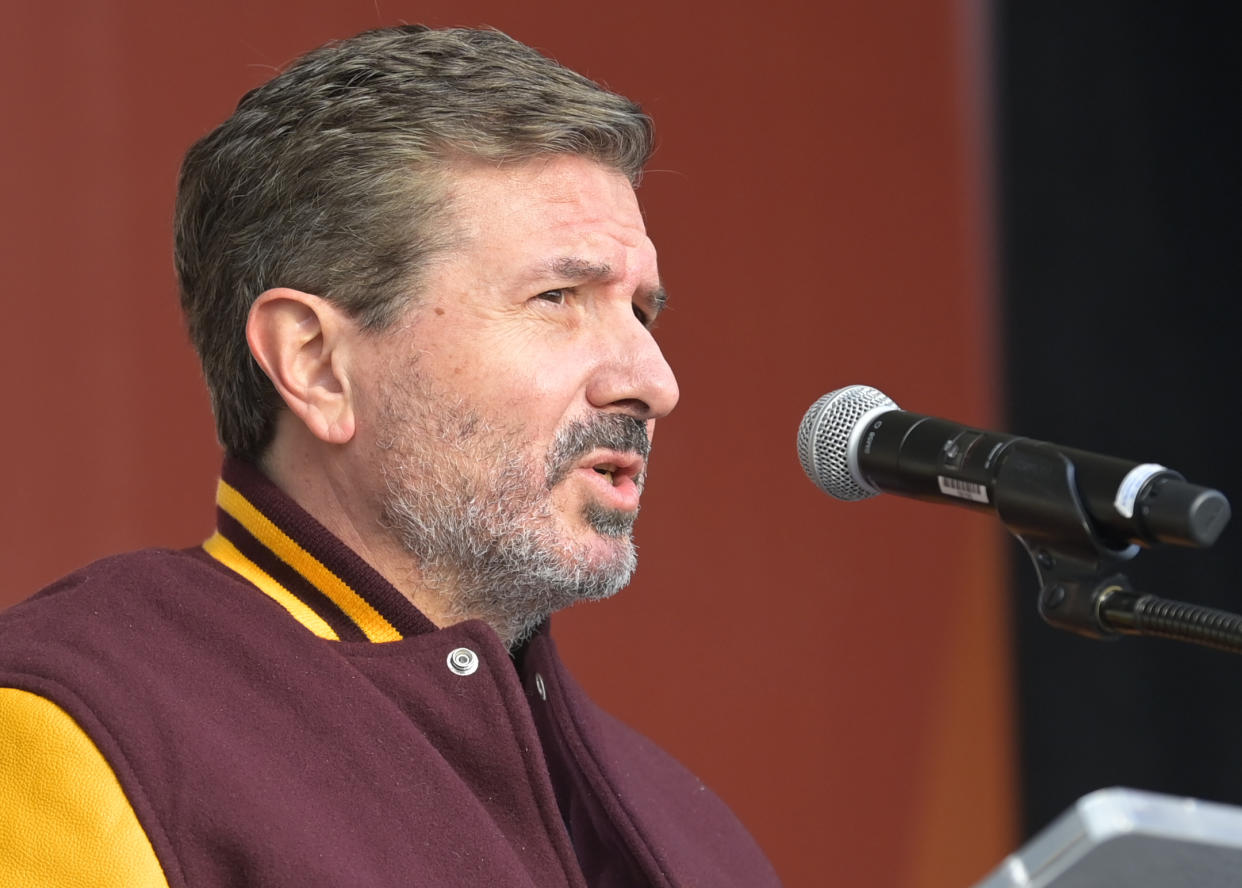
[176,25,654,459]
[176,27,678,645]
[346,153,678,644]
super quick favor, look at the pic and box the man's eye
[536,289,568,305]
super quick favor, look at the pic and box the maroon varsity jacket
[0,459,780,886]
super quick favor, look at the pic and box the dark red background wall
[0,3,1012,885]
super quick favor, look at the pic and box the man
[0,25,780,887]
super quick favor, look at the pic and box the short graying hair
[175,25,654,459]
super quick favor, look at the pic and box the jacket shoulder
[3,548,225,625]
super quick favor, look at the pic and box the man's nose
[585,315,679,421]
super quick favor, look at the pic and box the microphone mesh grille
[797,385,897,501]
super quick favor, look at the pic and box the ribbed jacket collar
[203,458,438,643]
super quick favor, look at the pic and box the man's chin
[556,514,638,584]
[565,531,634,570]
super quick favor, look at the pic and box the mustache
[545,414,650,489]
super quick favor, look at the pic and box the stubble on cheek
[370,357,648,645]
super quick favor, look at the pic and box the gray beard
[377,399,650,648]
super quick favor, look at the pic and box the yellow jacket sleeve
[0,687,169,888]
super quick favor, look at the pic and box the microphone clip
[995,441,1136,639]
[999,442,1242,654]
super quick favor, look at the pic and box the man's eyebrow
[548,256,613,281]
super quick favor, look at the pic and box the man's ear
[247,288,357,445]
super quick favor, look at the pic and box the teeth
[593,464,617,485]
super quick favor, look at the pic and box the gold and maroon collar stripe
[211,509,368,643]
[203,464,416,642]
[204,530,341,640]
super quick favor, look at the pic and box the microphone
[797,385,1231,550]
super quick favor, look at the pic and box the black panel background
[993,2,1242,836]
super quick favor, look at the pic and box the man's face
[353,154,679,645]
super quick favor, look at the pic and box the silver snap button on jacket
[446,647,479,676]
[534,673,547,700]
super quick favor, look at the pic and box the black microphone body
[799,386,1230,551]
